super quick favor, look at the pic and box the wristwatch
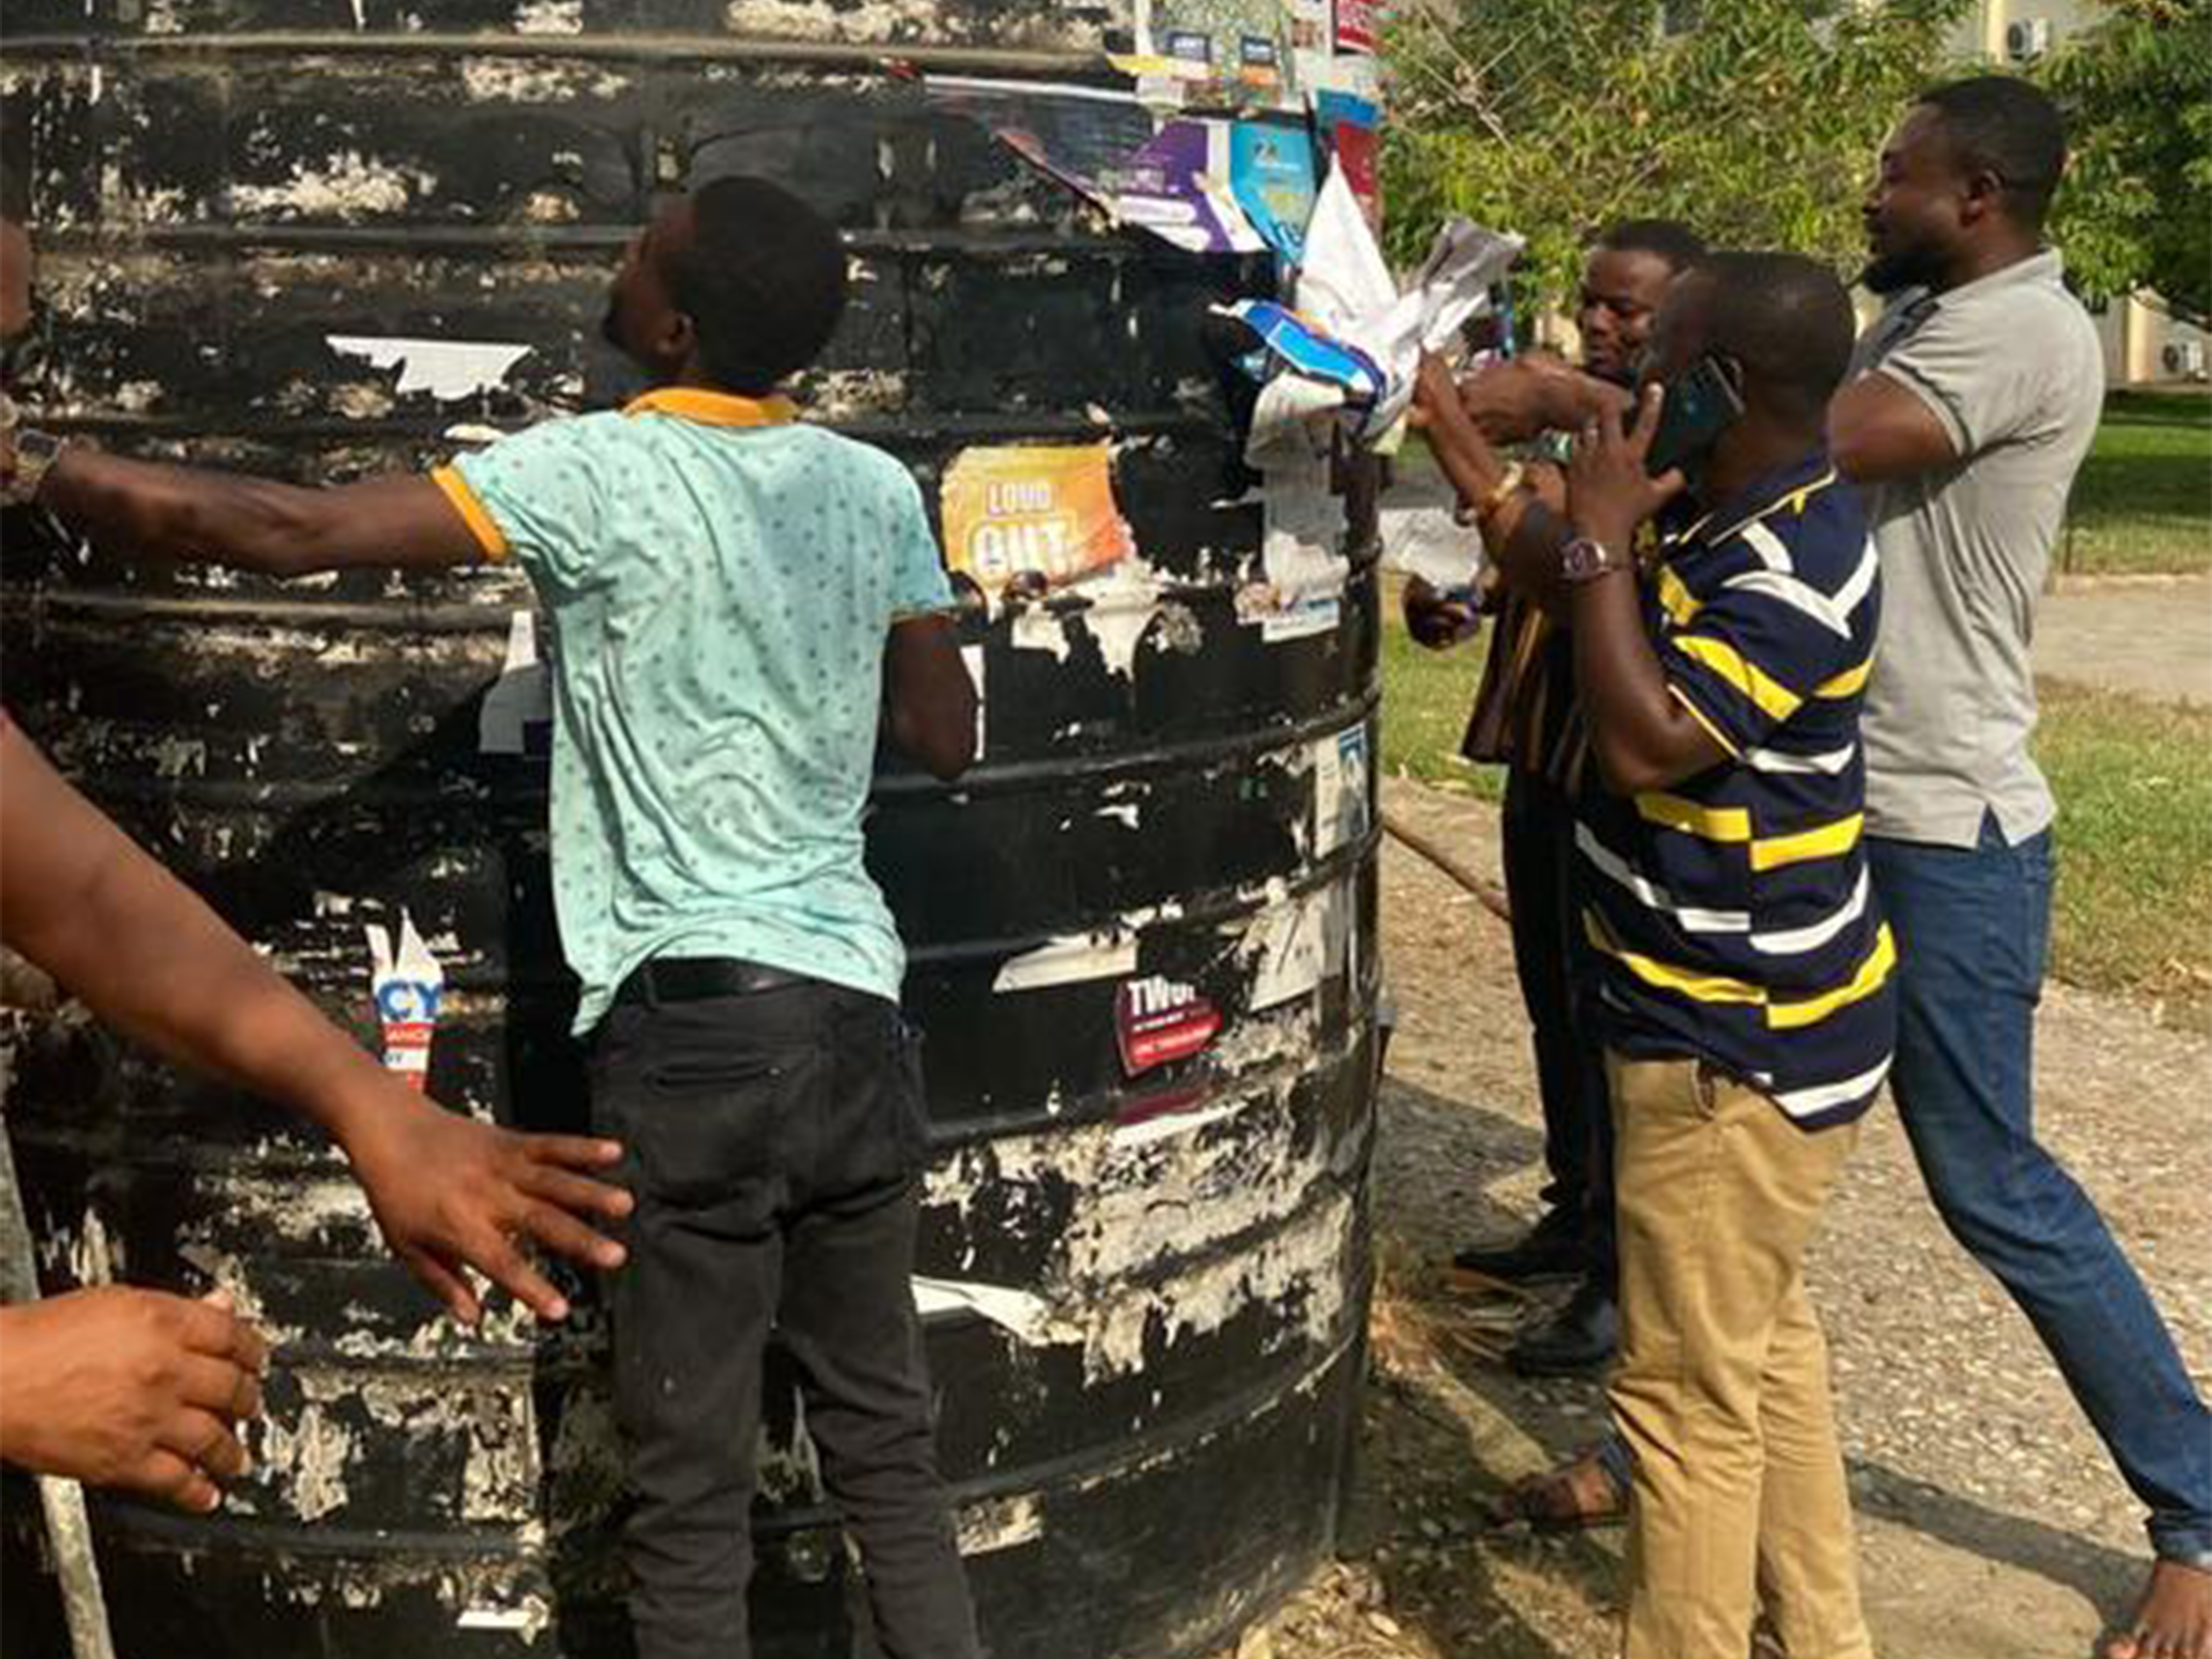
[0,393,70,506]
[1558,535,1623,585]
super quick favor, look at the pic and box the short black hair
[1918,75,2068,231]
[1698,251,1856,428]
[669,175,848,394]
[1595,218,1708,274]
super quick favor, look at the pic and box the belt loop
[638,959,661,1012]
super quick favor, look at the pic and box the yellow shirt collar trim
[623,387,798,427]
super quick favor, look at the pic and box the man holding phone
[1404,220,1706,1392]
[1417,250,1888,1659]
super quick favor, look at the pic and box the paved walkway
[1380,494,2212,707]
[2035,577,2212,705]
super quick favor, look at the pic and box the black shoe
[1451,1211,1588,1284]
[1507,1279,1618,1377]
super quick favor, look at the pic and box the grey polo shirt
[1849,249,2105,848]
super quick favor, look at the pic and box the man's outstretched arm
[36,452,485,576]
[0,718,631,1324]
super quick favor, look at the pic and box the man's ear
[660,309,698,367]
[1958,166,2007,228]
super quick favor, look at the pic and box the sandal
[1484,1447,1628,1534]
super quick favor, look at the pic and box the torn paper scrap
[993,931,1142,993]
[326,336,533,401]
[479,609,552,756]
[912,1275,1061,1345]
[365,910,444,1089]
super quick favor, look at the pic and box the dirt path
[1213,778,2212,1659]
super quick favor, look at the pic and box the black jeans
[1499,766,1616,1289]
[589,975,982,1659]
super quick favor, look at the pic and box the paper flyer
[1229,120,1320,263]
[941,445,1137,594]
[365,910,445,1090]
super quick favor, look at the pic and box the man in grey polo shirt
[1832,75,2212,1659]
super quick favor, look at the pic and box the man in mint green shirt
[32,176,983,1659]
[435,379,958,1033]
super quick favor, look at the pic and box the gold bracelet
[1451,461,1524,528]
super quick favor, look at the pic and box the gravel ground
[1209,777,2212,1659]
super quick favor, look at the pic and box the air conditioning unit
[2005,17,2051,61]
[2163,340,2207,380]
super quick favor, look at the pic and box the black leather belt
[613,957,812,1007]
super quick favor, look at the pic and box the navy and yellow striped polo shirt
[1576,450,1895,1129]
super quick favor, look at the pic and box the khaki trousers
[1607,1055,1873,1659]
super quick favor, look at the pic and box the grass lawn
[2034,681,2212,1015]
[1379,591,2212,1019]
[2061,389,2212,576]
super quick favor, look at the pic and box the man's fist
[0,1286,269,1513]
[1403,574,1481,650]
[1460,354,1634,447]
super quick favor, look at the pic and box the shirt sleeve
[1871,293,2052,458]
[438,416,613,593]
[1658,557,1862,757]
[884,466,955,620]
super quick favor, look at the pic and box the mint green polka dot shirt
[445,391,954,1033]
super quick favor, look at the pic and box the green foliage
[2037,0,2212,324]
[1380,0,1970,299]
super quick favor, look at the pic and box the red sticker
[1115,976,1223,1076]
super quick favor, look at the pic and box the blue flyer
[1228,120,1319,263]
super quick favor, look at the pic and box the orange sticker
[942,444,1137,593]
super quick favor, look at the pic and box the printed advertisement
[942,444,1137,594]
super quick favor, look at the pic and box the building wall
[1949,0,2209,385]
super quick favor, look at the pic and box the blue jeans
[1869,817,2212,1567]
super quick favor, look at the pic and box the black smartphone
[1643,353,1745,477]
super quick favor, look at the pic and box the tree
[1380,0,1970,303]
[2036,0,2212,326]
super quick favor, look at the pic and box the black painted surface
[0,7,1381,1654]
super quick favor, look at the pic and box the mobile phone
[1644,353,1744,477]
